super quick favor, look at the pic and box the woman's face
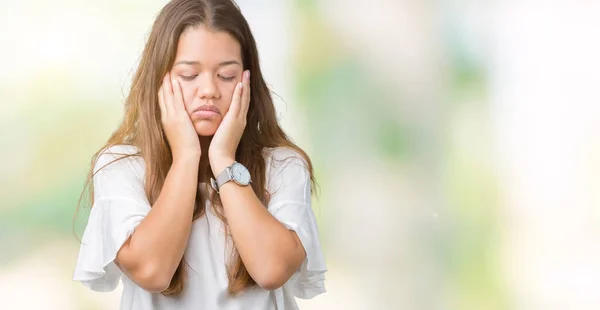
[170,25,243,136]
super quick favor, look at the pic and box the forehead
[175,25,242,65]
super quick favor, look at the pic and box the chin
[194,121,219,136]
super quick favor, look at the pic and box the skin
[114,25,306,292]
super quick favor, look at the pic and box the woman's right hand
[158,73,201,162]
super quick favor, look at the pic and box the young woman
[72,0,326,309]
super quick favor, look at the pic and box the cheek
[220,85,236,112]
[180,84,196,107]
[222,95,233,112]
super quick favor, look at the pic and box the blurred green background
[1,1,599,309]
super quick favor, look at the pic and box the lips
[193,105,220,115]
[191,105,221,120]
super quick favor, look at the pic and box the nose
[196,72,219,99]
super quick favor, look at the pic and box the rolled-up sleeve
[266,148,327,299]
[73,145,151,292]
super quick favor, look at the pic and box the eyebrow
[173,60,241,67]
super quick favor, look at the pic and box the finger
[165,72,174,94]
[229,81,243,116]
[158,86,167,119]
[163,74,175,115]
[241,70,251,116]
[172,79,185,112]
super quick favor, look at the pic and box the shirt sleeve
[72,145,151,292]
[266,148,327,299]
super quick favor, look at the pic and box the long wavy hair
[76,0,314,296]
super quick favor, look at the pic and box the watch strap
[216,165,232,188]
[211,162,236,193]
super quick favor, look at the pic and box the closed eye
[181,74,198,81]
[219,75,235,82]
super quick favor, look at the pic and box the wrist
[210,156,236,176]
[172,153,201,167]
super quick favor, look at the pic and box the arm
[115,155,199,293]
[116,75,202,293]
[211,158,306,290]
[208,71,307,290]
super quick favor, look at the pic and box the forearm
[117,156,199,290]
[218,181,305,289]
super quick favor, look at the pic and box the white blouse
[73,145,327,310]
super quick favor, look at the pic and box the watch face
[231,162,251,185]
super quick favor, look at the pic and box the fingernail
[238,82,243,89]
[172,79,177,85]
[244,70,250,79]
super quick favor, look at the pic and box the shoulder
[94,144,144,178]
[263,146,310,180]
[263,147,308,168]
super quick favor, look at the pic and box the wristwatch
[210,161,252,193]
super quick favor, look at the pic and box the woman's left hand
[209,70,251,174]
